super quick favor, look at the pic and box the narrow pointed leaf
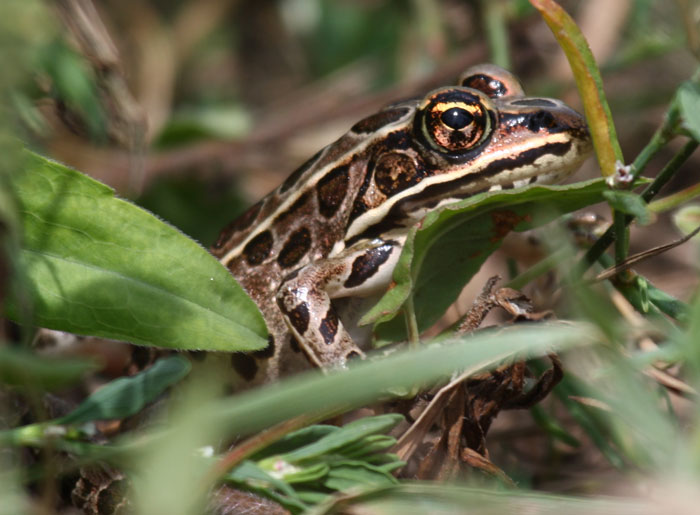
[59,355,191,424]
[530,0,623,176]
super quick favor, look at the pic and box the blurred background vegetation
[2,0,700,513]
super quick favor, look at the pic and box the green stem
[481,0,510,69]
[613,211,628,265]
[404,294,420,350]
[578,139,699,276]
[648,181,700,213]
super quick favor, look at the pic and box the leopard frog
[211,64,592,383]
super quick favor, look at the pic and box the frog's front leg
[276,239,401,369]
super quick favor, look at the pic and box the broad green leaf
[362,179,613,340]
[602,190,652,225]
[59,355,191,424]
[6,150,267,351]
[678,81,700,142]
[0,347,98,390]
[530,0,624,176]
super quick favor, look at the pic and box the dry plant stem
[594,224,700,282]
[578,139,699,276]
[457,275,502,333]
[52,0,147,190]
[394,369,474,462]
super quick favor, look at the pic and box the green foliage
[0,346,98,390]
[227,415,404,512]
[3,1,700,514]
[5,151,267,352]
[602,190,652,225]
[59,356,190,424]
[363,179,626,341]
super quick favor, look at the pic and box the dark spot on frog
[344,243,394,288]
[277,227,312,269]
[374,153,425,196]
[289,335,302,353]
[317,164,350,218]
[319,308,339,345]
[243,230,273,265]
[251,334,275,359]
[230,353,258,381]
[279,301,310,335]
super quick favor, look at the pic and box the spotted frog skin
[210,64,592,383]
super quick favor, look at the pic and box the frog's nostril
[527,110,557,132]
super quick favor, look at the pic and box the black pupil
[440,107,473,130]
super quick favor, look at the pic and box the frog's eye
[416,88,493,156]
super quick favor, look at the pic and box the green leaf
[6,150,267,351]
[278,463,330,484]
[59,356,191,424]
[678,81,700,142]
[206,323,595,439]
[602,190,652,225]
[279,414,403,463]
[323,461,398,491]
[250,425,338,461]
[0,347,98,390]
[362,179,614,340]
[673,204,700,238]
[225,460,310,513]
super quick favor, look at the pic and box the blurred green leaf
[251,425,338,461]
[6,150,267,351]
[323,461,397,491]
[207,323,595,439]
[673,204,700,238]
[312,482,655,514]
[602,190,652,225]
[154,105,251,149]
[225,460,310,513]
[0,346,98,390]
[59,355,190,424]
[678,82,700,142]
[274,414,403,464]
[38,40,106,140]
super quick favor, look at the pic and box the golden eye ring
[414,87,494,158]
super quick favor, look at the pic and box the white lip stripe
[343,132,577,240]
